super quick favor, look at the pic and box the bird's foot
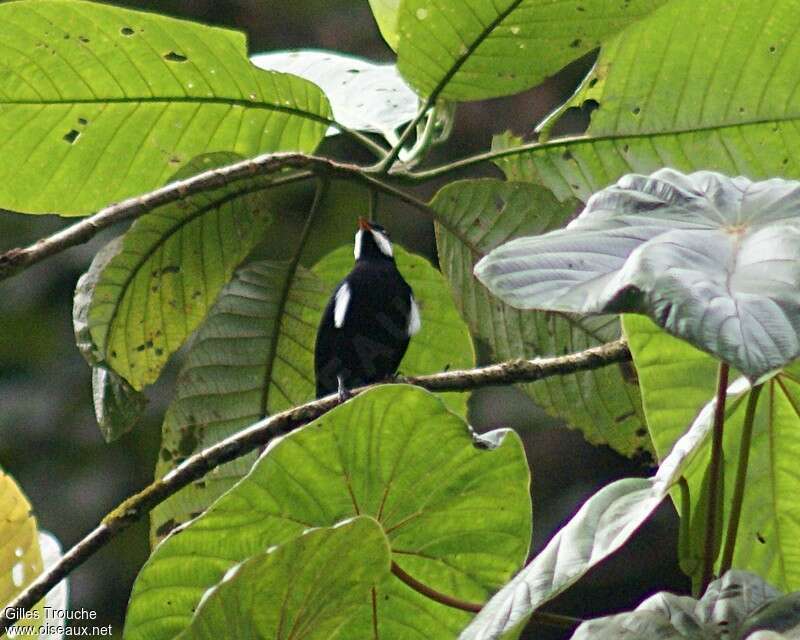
[337,376,353,403]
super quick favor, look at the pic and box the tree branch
[0,338,630,635]
[0,152,441,284]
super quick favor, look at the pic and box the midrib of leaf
[421,0,526,104]
[98,185,263,361]
[1,97,336,128]
[259,181,328,416]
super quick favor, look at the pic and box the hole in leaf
[588,77,598,88]
[78,117,88,125]
[769,45,777,53]
[584,98,599,118]
[164,51,188,62]
[120,26,135,36]
[632,105,641,115]
[63,129,80,144]
[78,35,89,43]
[570,38,582,48]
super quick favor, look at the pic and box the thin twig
[390,561,581,630]
[719,383,763,575]
[700,362,730,593]
[0,339,631,635]
[0,152,447,284]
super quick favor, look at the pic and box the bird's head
[354,217,394,262]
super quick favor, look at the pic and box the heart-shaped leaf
[571,570,789,640]
[150,245,476,543]
[0,0,330,215]
[251,50,417,143]
[459,375,752,640]
[177,517,391,640]
[128,385,531,640]
[476,169,800,380]
[433,178,650,457]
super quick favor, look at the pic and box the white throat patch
[371,229,393,257]
[354,230,364,260]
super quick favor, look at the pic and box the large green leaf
[150,244,476,542]
[129,386,531,640]
[571,570,793,640]
[178,517,391,640]
[251,50,417,143]
[396,0,668,101]
[0,0,330,215]
[74,153,271,391]
[495,0,800,201]
[459,377,751,640]
[476,169,800,381]
[150,259,326,543]
[433,178,649,456]
[624,315,800,591]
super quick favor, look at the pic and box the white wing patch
[334,282,351,328]
[407,295,421,336]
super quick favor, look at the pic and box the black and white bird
[315,217,421,400]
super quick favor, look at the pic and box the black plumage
[314,218,420,399]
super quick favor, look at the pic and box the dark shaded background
[0,1,688,637]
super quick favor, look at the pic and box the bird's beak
[358,216,372,231]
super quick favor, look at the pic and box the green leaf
[74,153,271,391]
[150,243,476,542]
[494,0,800,201]
[177,517,391,640]
[459,378,751,640]
[251,50,417,142]
[91,366,148,442]
[368,0,401,50]
[572,570,791,640]
[476,169,800,381]
[128,385,531,640]
[0,469,43,640]
[433,178,649,457]
[0,0,330,215]
[396,0,668,101]
[311,245,476,417]
[624,315,800,590]
[150,259,326,543]
[74,234,147,441]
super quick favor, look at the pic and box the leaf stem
[719,383,763,575]
[375,0,526,174]
[390,562,581,629]
[700,361,730,592]
[0,339,631,636]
